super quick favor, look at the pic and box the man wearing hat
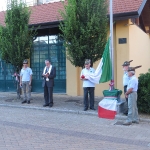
[123,66,141,125]
[122,60,133,115]
[20,59,33,104]
[80,59,96,111]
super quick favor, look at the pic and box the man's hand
[125,93,128,98]
[125,88,133,98]
[43,73,49,78]
[45,73,49,78]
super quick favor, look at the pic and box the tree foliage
[137,69,150,114]
[59,0,108,67]
[0,0,36,72]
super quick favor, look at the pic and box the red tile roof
[0,0,145,26]
[113,0,143,14]
[0,11,5,26]
[29,1,64,25]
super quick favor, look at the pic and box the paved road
[0,106,150,150]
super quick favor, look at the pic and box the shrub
[137,69,150,114]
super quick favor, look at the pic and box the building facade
[0,0,150,96]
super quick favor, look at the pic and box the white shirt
[127,75,138,92]
[80,67,95,87]
[20,67,33,82]
[123,71,129,86]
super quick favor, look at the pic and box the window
[37,0,64,4]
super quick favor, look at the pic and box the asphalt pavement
[0,92,150,150]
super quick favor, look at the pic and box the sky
[0,0,33,11]
[0,0,7,11]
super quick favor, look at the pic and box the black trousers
[124,85,128,113]
[44,86,53,105]
[124,85,128,101]
[83,87,95,109]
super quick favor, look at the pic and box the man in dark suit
[42,59,56,107]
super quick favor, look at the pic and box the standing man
[123,66,141,125]
[42,60,56,107]
[20,59,33,104]
[122,60,133,115]
[80,59,95,111]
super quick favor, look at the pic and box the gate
[31,35,66,93]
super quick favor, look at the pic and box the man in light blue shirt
[123,66,141,125]
[80,59,95,111]
[20,60,33,104]
[122,60,133,115]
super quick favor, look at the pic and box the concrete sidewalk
[0,92,150,123]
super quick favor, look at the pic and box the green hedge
[137,69,150,114]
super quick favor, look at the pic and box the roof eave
[114,11,139,20]
[112,0,148,20]
[29,20,62,29]
[107,11,139,21]
[138,0,147,15]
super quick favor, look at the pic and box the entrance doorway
[31,35,66,93]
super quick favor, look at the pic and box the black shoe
[22,100,27,104]
[90,107,96,110]
[132,121,139,124]
[83,108,88,111]
[123,112,128,116]
[123,121,132,125]
[49,103,53,107]
[43,104,49,107]
[27,101,30,104]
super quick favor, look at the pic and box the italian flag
[98,97,117,119]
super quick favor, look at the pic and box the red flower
[81,75,85,79]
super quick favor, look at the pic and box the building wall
[129,22,150,75]
[115,19,130,95]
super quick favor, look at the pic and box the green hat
[23,59,28,64]
[122,60,133,66]
[127,65,142,72]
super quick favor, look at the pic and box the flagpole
[110,0,114,89]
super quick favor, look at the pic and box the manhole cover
[114,121,124,125]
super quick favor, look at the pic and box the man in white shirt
[123,66,141,125]
[20,59,33,104]
[80,59,95,111]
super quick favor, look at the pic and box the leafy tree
[59,0,108,67]
[137,69,150,114]
[0,0,36,98]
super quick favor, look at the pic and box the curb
[0,104,97,116]
[0,103,150,123]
